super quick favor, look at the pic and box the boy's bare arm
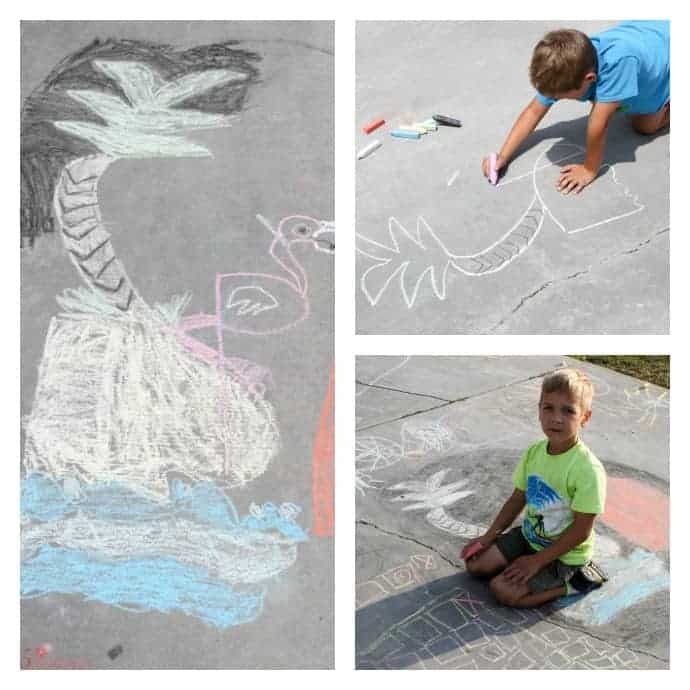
[499,99,550,164]
[503,511,597,584]
[558,101,620,193]
[483,488,526,541]
[483,98,550,178]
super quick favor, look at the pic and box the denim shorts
[495,526,581,594]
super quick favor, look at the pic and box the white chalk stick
[357,139,382,160]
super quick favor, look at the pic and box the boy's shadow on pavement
[505,112,669,175]
[356,571,553,669]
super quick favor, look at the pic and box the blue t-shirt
[536,20,670,114]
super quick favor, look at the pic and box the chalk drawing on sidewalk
[21,474,308,629]
[312,367,335,537]
[601,476,669,552]
[356,554,440,609]
[22,290,281,496]
[356,203,545,308]
[553,548,669,626]
[623,384,669,427]
[357,141,645,308]
[356,584,651,669]
[388,469,484,539]
[21,38,328,630]
[176,214,334,339]
[356,417,459,495]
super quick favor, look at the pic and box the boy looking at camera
[465,368,607,608]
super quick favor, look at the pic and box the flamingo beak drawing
[311,221,335,254]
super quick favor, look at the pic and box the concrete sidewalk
[356,21,669,334]
[356,356,669,669]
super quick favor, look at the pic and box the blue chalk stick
[390,129,421,140]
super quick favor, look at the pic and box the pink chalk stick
[363,118,385,134]
[460,541,484,561]
[489,153,498,185]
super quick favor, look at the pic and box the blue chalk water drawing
[21,474,308,628]
[554,549,669,626]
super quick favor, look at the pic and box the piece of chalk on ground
[357,139,382,159]
[398,125,427,134]
[108,644,123,660]
[391,129,421,139]
[461,542,484,561]
[363,118,385,134]
[433,114,462,127]
[489,153,498,185]
[417,121,438,131]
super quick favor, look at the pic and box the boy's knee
[465,557,483,577]
[466,555,495,578]
[489,575,521,607]
[631,118,658,136]
[631,108,669,136]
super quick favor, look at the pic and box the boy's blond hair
[540,368,593,413]
[529,29,597,97]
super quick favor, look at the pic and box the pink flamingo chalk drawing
[172,214,334,389]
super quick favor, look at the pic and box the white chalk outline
[357,140,646,309]
[388,469,484,539]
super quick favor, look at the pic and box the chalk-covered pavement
[355,356,669,669]
[21,21,334,669]
[356,21,669,334]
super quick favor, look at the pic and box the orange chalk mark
[312,366,334,537]
[601,476,669,552]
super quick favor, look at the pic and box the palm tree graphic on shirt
[524,475,573,547]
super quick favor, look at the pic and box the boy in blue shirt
[464,368,607,608]
[482,21,670,194]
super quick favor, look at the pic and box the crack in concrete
[488,225,669,333]
[357,519,668,664]
[609,225,669,260]
[356,368,558,432]
[489,269,590,333]
[356,400,457,432]
[355,380,451,403]
[356,519,460,570]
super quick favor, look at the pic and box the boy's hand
[503,554,544,584]
[482,154,506,182]
[461,532,495,560]
[557,164,596,194]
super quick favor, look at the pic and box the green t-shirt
[512,439,607,565]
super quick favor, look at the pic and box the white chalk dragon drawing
[356,142,645,308]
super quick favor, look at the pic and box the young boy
[482,21,670,194]
[465,368,607,608]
